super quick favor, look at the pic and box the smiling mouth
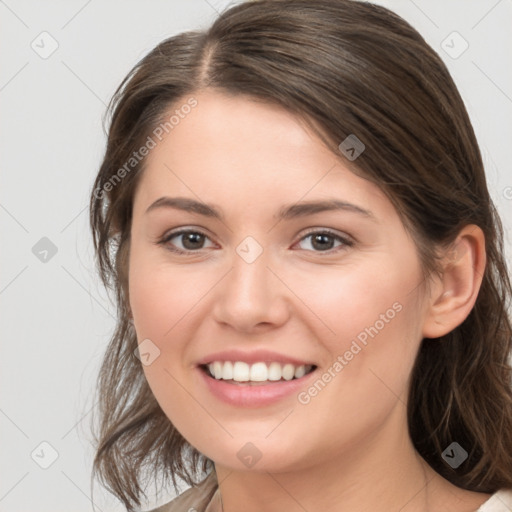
[200,361,317,385]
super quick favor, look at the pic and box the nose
[211,247,291,333]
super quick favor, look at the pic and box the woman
[89,1,512,511]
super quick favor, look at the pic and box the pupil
[183,233,204,249]
[312,234,333,251]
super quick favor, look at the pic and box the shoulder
[146,471,219,512]
[477,488,512,511]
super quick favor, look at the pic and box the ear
[421,224,486,339]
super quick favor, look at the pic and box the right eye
[158,229,216,254]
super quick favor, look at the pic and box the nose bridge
[231,245,272,300]
[212,239,289,330]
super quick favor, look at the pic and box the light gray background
[1,1,511,511]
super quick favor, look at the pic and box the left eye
[295,230,352,252]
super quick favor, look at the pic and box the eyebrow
[145,196,375,221]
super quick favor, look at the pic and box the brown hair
[88,0,512,509]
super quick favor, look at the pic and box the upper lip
[196,349,316,367]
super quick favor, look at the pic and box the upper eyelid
[162,228,215,243]
[297,227,353,243]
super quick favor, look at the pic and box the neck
[214,403,435,512]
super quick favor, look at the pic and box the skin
[128,89,490,511]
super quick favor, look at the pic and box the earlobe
[422,225,486,339]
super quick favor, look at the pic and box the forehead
[153,90,325,163]
[132,89,391,220]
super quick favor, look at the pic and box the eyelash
[156,228,354,255]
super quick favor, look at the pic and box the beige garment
[477,488,512,511]
[149,473,512,512]
[149,471,221,512]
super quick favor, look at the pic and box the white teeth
[282,363,295,381]
[249,362,268,381]
[223,361,233,380]
[268,362,282,381]
[213,361,223,379]
[233,361,250,382]
[294,365,306,378]
[205,361,314,382]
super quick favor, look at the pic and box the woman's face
[128,89,432,472]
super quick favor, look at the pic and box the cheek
[128,252,207,343]
[128,255,217,422]
[288,259,422,407]
[128,260,205,440]
[291,295,420,467]
[287,258,419,347]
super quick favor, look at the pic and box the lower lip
[197,366,317,407]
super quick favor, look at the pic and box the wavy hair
[88,0,512,509]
